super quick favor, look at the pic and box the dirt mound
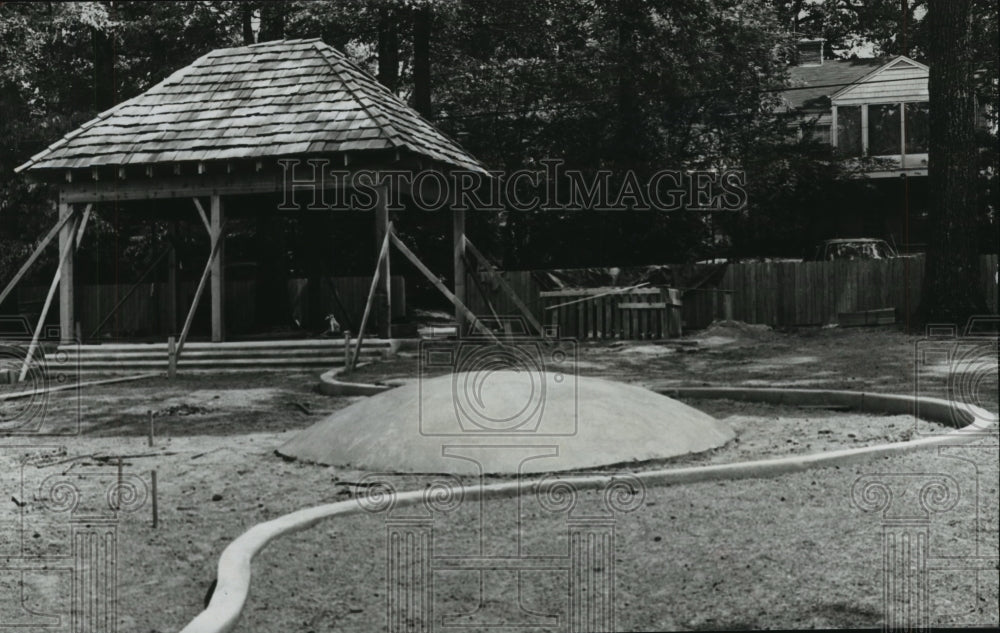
[278,371,734,474]
[689,320,775,348]
[701,320,773,338]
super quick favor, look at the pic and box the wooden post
[58,201,75,344]
[373,185,391,338]
[177,220,227,361]
[210,195,225,342]
[344,331,352,368]
[116,457,123,512]
[167,220,179,335]
[453,208,466,336]
[19,214,80,382]
[350,226,393,372]
[167,335,177,379]
[147,410,154,447]
[151,470,159,529]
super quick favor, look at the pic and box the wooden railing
[540,286,682,339]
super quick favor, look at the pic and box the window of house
[801,121,831,144]
[836,106,862,157]
[811,124,831,144]
[869,104,901,155]
[905,102,929,153]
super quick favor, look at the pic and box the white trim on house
[832,56,929,106]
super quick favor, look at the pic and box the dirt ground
[1,324,997,632]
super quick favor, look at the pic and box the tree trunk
[378,7,400,93]
[92,27,116,111]
[242,3,255,45]
[412,6,432,118]
[258,2,286,43]
[919,0,985,324]
[615,0,643,170]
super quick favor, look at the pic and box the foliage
[0,1,995,306]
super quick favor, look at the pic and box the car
[808,238,898,261]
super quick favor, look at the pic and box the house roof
[781,57,888,111]
[16,38,484,174]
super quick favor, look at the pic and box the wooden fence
[14,255,997,339]
[717,254,998,326]
[540,287,683,339]
[680,289,735,330]
[465,254,998,332]
[17,276,405,341]
[717,257,925,326]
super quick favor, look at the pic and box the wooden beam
[210,195,225,342]
[75,204,93,249]
[373,185,391,338]
[349,224,393,372]
[193,198,211,235]
[58,202,75,344]
[55,155,400,203]
[453,208,467,335]
[176,220,228,361]
[19,214,80,381]
[464,238,547,338]
[0,211,75,309]
[389,231,498,342]
[167,220,179,334]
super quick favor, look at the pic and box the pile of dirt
[690,320,775,348]
[278,370,734,474]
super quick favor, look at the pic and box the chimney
[796,38,825,66]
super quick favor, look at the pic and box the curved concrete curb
[316,364,394,396]
[178,389,996,633]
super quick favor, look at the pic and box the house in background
[780,39,932,249]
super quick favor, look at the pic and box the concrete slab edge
[316,364,395,396]
[178,388,997,633]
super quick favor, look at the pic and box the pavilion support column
[210,195,225,342]
[453,207,467,335]
[167,220,179,335]
[374,185,391,339]
[58,200,76,344]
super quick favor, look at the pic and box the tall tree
[919,0,986,323]
[412,5,432,117]
[241,2,255,45]
[377,5,400,92]
[258,1,287,42]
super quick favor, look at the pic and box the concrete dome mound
[278,371,734,475]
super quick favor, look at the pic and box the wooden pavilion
[7,38,500,360]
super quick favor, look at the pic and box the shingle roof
[781,57,887,111]
[16,38,484,174]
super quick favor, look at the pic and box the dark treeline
[0,1,996,303]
